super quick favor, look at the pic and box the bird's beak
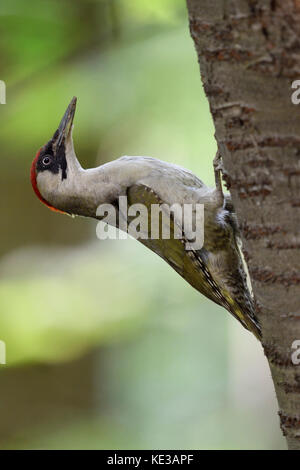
[54,96,77,148]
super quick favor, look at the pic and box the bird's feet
[213,150,224,203]
[213,150,223,173]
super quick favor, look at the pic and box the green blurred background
[0,0,285,449]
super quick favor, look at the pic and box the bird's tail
[230,301,262,340]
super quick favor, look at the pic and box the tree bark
[186,0,300,449]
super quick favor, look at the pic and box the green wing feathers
[126,184,261,340]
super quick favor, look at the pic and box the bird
[31,97,261,340]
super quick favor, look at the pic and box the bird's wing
[126,184,261,339]
[126,184,228,308]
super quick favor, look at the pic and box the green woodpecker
[31,97,261,340]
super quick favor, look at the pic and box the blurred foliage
[0,242,148,364]
[0,0,285,450]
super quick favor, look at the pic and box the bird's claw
[213,150,224,203]
[213,151,223,173]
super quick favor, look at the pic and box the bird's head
[31,97,81,214]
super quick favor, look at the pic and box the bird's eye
[42,156,51,166]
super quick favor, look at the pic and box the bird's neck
[37,165,119,218]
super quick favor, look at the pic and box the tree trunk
[186,0,300,449]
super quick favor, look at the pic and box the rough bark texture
[186,0,300,449]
